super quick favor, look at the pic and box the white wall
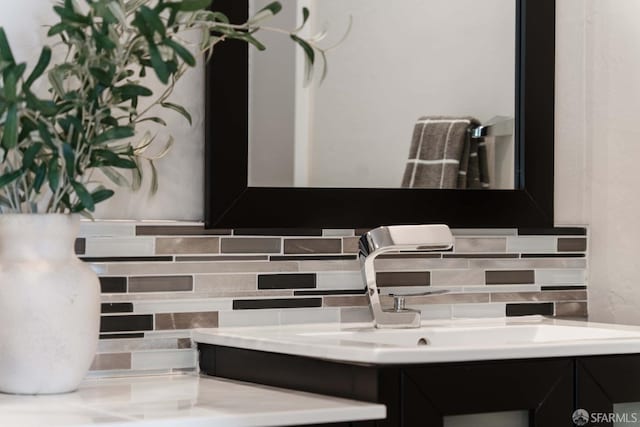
[1,0,204,220]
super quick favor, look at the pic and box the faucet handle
[389,290,450,312]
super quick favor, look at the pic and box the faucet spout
[358,225,453,329]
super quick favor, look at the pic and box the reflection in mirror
[248,0,516,190]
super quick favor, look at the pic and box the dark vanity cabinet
[576,354,640,427]
[202,345,640,427]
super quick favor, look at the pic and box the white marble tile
[322,229,355,237]
[79,221,136,237]
[416,304,453,320]
[340,307,374,323]
[130,349,197,371]
[535,269,587,284]
[506,236,557,253]
[316,272,362,289]
[133,298,233,314]
[280,308,341,325]
[85,237,155,257]
[452,303,506,319]
[218,309,281,327]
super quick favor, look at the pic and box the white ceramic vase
[0,214,100,394]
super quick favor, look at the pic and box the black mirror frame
[205,0,554,229]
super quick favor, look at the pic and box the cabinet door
[577,355,640,427]
[400,358,574,427]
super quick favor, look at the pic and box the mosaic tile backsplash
[81,222,588,376]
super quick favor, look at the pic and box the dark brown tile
[323,296,369,307]
[542,285,587,291]
[558,238,587,252]
[555,302,588,318]
[485,270,535,285]
[377,253,442,260]
[443,254,519,259]
[101,303,133,313]
[155,312,218,330]
[521,253,585,258]
[100,277,127,293]
[83,256,173,262]
[295,289,366,296]
[506,303,554,317]
[376,272,430,287]
[176,255,269,262]
[90,353,131,371]
[221,238,281,254]
[75,238,86,255]
[284,239,342,255]
[258,274,316,290]
[270,255,356,261]
[156,237,219,255]
[129,276,193,293]
[100,315,153,332]
[234,229,323,236]
[232,298,322,310]
[518,227,587,236]
[136,225,231,236]
[99,333,145,340]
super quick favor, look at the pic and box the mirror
[205,0,555,229]
[248,0,517,190]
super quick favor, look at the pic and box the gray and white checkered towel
[401,116,490,189]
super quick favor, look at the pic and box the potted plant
[0,0,325,394]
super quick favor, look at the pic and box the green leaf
[290,34,315,65]
[0,170,22,189]
[161,102,192,125]
[71,181,95,211]
[24,46,51,88]
[48,157,60,192]
[25,90,58,117]
[149,43,169,84]
[3,68,17,102]
[112,83,153,101]
[302,7,310,26]
[138,6,166,37]
[248,1,283,25]
[176,0,213,12]
[22,142,43,170]
[137,116,167,126]
[47,23,69,37]
[1,104,18,150]
[62,143,75,178]
[33,163,47,193]
[0,28,15,65]
[90,188,114,204]
[53,5,91,25]
[93,127,134,145]
[164,38,196,67]
[38,122,55,148]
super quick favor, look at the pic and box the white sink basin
[299,324,640,347]
[193,317,640,364]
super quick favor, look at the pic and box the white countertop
[194,317,640,364]
[0,374,385,427]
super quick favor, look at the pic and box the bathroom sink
[298,324,640,347]
[193,317,640,364]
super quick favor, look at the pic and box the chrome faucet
[358,225,454,328]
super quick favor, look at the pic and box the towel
[401,116,490,189]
